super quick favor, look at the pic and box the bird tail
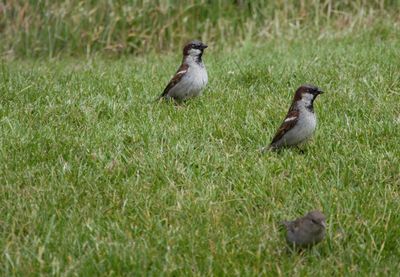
[153,94,166,103]
[260,145,277,153]
[279,221,290,230]
[268,144,279,151]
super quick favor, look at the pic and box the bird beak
[201,44,208,49]
[317,88,324,94]
[320,221,327,228]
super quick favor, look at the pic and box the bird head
[305,210,327,230]
[294,84,324,102]
[183,40,208,59]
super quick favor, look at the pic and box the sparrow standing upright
[281,210,327,249]
[268,84,324,150]
[159,40,208,101]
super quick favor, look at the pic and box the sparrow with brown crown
[159,40,208,102]
[281,210,327,249]
[267,84,324,151]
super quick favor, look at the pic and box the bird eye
[311,219,318,224]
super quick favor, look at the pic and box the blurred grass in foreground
[0,0,399,58]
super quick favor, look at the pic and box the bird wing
[160,63,189,98]
[270,108,299,145]
[281,220,297,231]
[290,218,302,233]
[280,221,290,230]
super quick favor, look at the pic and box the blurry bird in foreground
[281,210,326,250]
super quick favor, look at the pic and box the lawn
[1,23,400,275]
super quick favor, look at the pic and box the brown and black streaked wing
[159,63,189,98]
[270,109,299,145]
[281,219,300,235]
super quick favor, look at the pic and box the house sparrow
[281,210,327,249]
[159,40,208,101]
[268,84,324,150]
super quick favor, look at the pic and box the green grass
[1,23,400,275]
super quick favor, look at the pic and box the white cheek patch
[188,48,201,56]
[302,93,314,102]
[284,116,297,122]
